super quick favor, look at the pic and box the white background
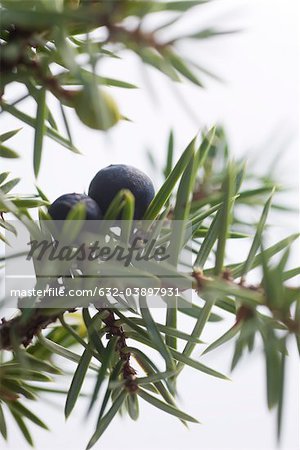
[1,0,299,449]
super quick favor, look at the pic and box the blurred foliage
[0,1,299,449]
[0,0,236,176]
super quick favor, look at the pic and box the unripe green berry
[72,88,120,131]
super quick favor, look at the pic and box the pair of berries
[48,165,155,222]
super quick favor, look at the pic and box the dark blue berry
[88,165,155,220]
[48,193,102,221]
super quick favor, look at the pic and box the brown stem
[97,308,137,392]
[107,23,166,52]
[191,269,300,334]
[1,27,72,102]
[0,310,63,350]
[21,57,72,102]
[0,302,137,392]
